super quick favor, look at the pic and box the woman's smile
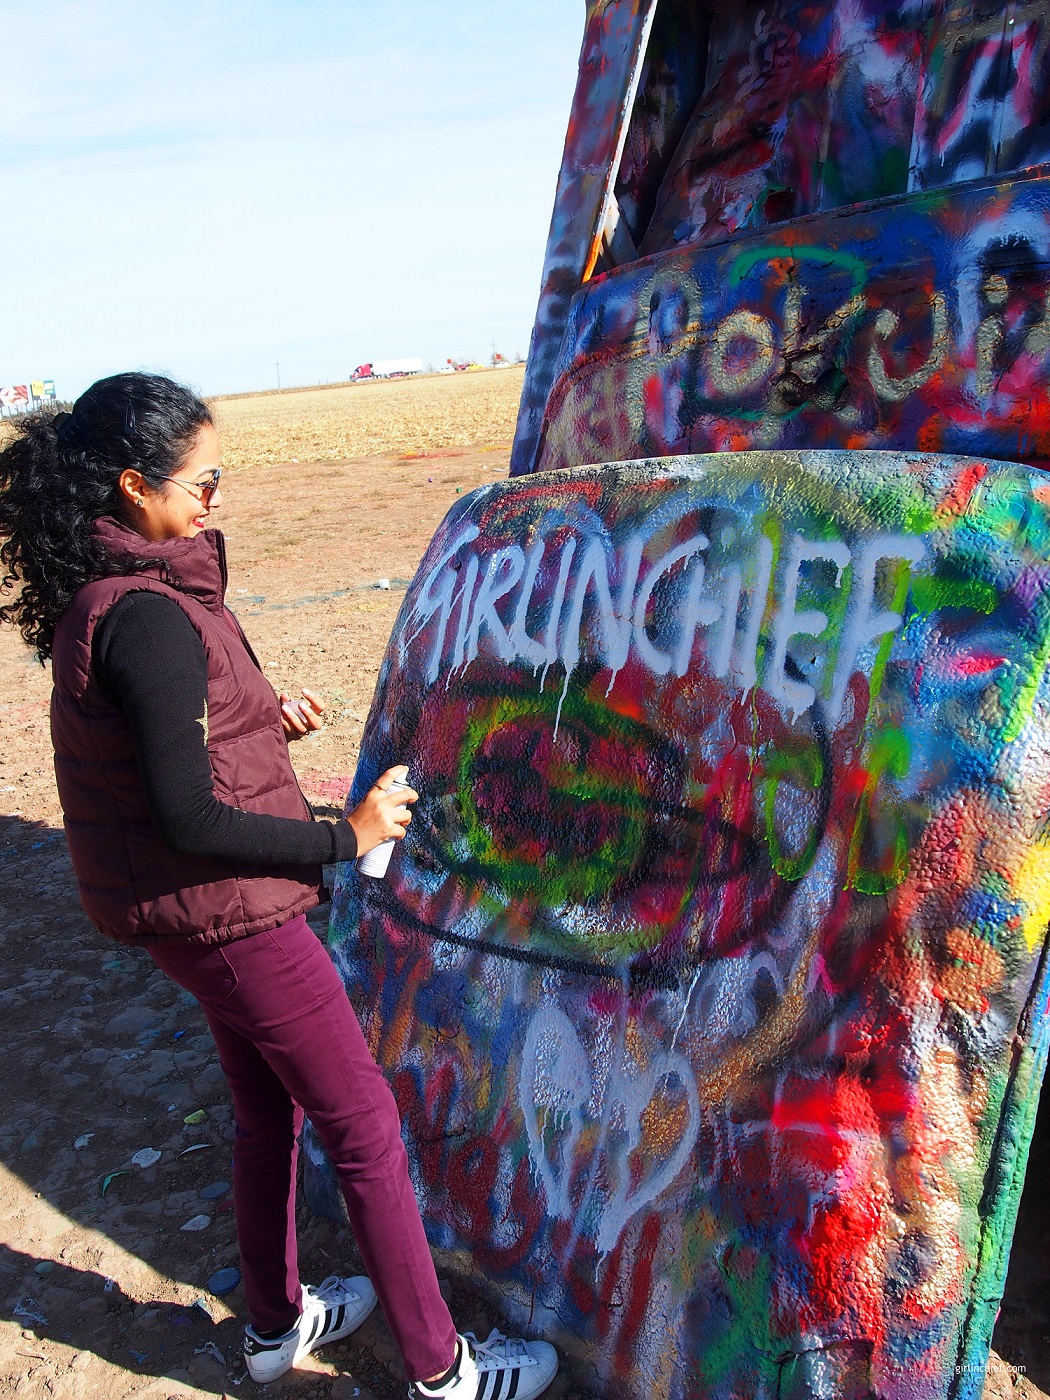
[125,422,224,541]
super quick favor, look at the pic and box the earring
[137,499,145,509]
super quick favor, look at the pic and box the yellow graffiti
[1012,842,1050,952]
[866,293,948,402]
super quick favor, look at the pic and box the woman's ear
[117,468,148,510]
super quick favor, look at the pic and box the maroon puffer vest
[50,517,321,946]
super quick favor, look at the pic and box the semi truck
[350,357,423,380]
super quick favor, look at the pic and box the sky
[0,1,584,399]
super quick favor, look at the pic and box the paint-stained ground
[0,370,1048,1399]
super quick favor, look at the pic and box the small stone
[181,1214,211,1232]
[207,1267,241,1295]
[187,1353,226,1383]
[166,1190,199,1212]
[37,1284,73,1310]
[104,1007,159,1036]
[115,1073,148,1098]
[191,1062,226,1094]
[199,1180,230,1200]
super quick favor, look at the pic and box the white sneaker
[243,1274,377,1382]
[410,1329,559,1400]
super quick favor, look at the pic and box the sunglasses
[159,468,221,508]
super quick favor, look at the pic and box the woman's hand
[346,765,417,855]
[280,687,324,740]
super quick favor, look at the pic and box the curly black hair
[0,372,213,660]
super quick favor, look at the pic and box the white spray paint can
[356,774,412,879]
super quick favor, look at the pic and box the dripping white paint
[402,517,925,724]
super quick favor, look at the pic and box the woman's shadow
[0,811,367,1395]
[1,1245,240,1392]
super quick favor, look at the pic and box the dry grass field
[210,366,525,467]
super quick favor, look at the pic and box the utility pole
[275,358,281,391]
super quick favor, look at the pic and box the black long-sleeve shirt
[92,591,357,867]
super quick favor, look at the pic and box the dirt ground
[1,367,1048,1399]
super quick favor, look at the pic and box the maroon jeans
[149,913,457,1381]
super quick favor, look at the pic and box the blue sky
[0,1,583,398]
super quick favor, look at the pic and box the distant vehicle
[378,357,423,379]
[351,358,423,381]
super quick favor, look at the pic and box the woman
[0,373,557,1399]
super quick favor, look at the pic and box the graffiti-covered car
[317,4,1050,1399]
[513,0,1050,480]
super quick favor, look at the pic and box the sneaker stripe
[245,1332,286,1354]
[332,1303,345,1334]
[479,1369,502,1400]
[507,1369,520,1400]
[305,1310,323,1345]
